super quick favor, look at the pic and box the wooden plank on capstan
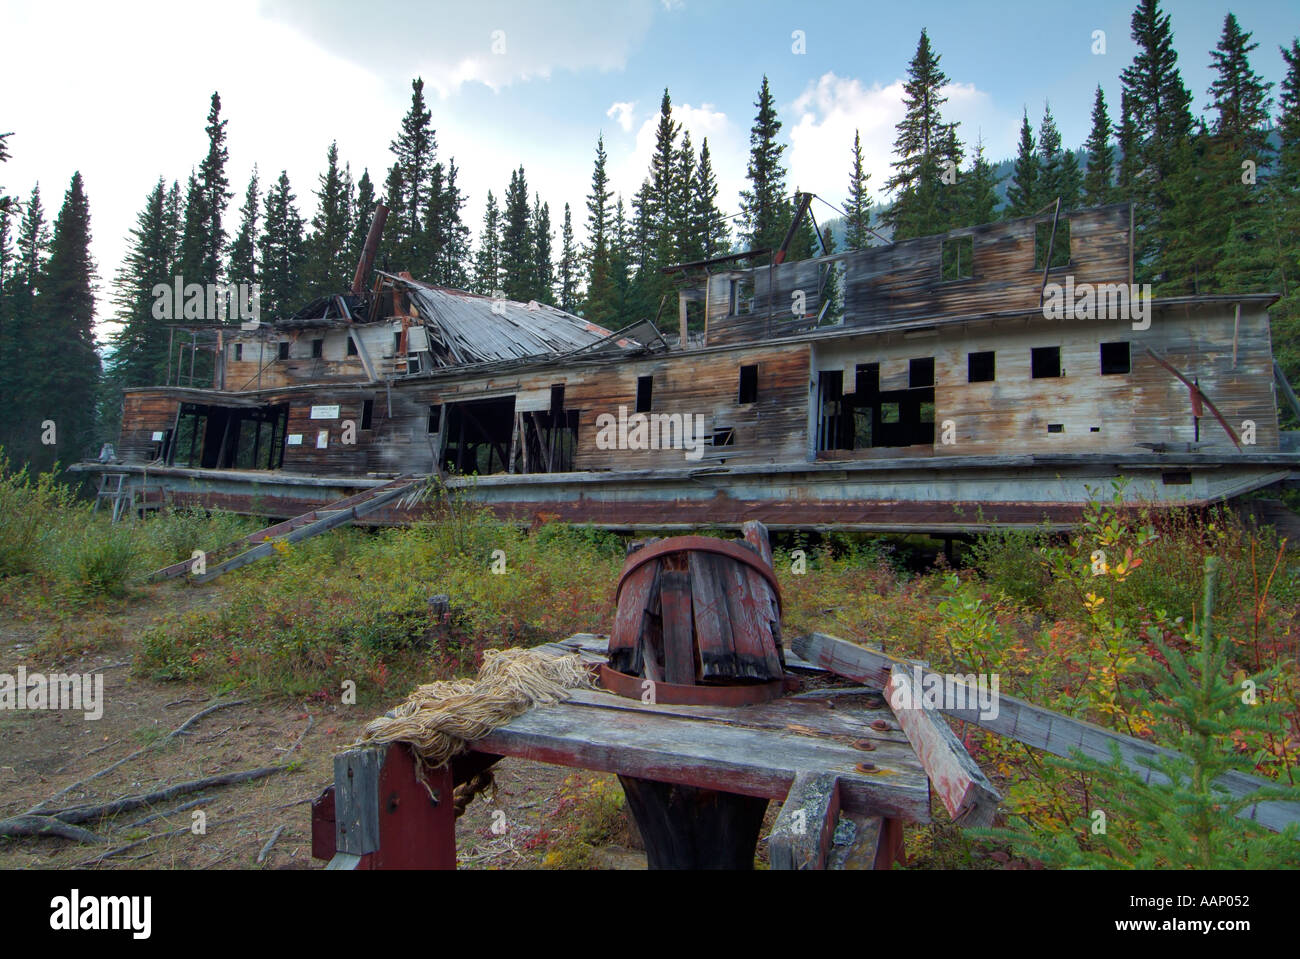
[660,569,695,685]
[885,664,1001,827]
[690,552,738,679]
[769,772,842,870]
[793,631,1300,835]
[608,558,657,675]
[718,549,784,679]
[474,699,930,822]
[741,520,775,568]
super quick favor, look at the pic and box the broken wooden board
[793,631,1300,835]
[885,664,1001,827]
[768,771,842,870]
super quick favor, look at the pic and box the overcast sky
[2,0,1296,339]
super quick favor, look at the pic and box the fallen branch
[36,765,288,825]
[77,826,191,867]
[0,815,104,843]
[27,698,248,814]
[257,825,285,864]
[120,797,208,832]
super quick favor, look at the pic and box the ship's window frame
[738,364,758,404]
[729,277,754,316]
[1100,341,1131,375]
[233,343,243,362]
[1034,218,1072,271]
[909,357,935,389]
[312,338,324,359]
[968,351,995,383]
[636,375,653,413]
[1047,423,1065,433]
[427,404,442,434]
[278,341,290,360]
[940,235,974,281]
[1031,346,1062,379]
[361,399,374,431]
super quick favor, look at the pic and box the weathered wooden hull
[71,451,1298,534]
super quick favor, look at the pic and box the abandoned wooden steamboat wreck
[80,198,1300,534]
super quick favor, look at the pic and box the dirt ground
[0,582,640,870]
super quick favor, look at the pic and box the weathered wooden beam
[885,664,1001,827]
[768,772,841,870]
[793,631,1300,835]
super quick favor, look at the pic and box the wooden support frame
[768,772,842,869]
[793,631,1300,835]
[885,664,1001,826]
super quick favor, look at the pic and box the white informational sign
[151,431,165,441]
[316,430,329,449]
[310,405,341,419]
[286,434,303,446]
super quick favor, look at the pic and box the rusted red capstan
[604,523,786,701]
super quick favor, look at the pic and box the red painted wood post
[364,743,457,870]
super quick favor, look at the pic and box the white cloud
[788,71,1009,213]
[607,102,637,133]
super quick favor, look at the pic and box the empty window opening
[312,339,324,358]
[636,375,653,413]
[1100,341,1131,375]
[968,351,995,383]
[441,397,514,476]
[427,404,442,434]
[713,427,735,447]
[909,357,934,389]
[1035,218,1072,271]
[729,278,755,316]
[1162,471,1192,486]
[1047,423,1064,434]
[361,399,373,431]
[550,385,566,415]
[941,235,974,281]
[233,343,243,362]
[738,365,758,404]
[881,402,901,424]
[347,336,358,356]
[1031,346,1062,379]
[170,402,288,471]
[278,341,290,360]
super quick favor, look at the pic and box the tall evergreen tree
[387,77,436,270]
[109,179,178,395]
[583,134,617,319]
[33,173,100,468]
[671,130,699,266]
[739,76,790,252]
[427,158,471,289]
[1037,102,1082,210]
[305,142,352,294]
[1082,86,1116,206]
[499,166,533,301]
[530,194,554,304]
[845,130,874,250]
[961,135,1001,226]
[1119,0,1194,281]
[693,138,729,260]
[177,93,232,287]
[883,29,964,239]
[1270,38,1300,389]
[227,167,259,287]
[348,168,377,276]
[558,203,578,312]
[1,184,49,454]
[1005,110,1040,218]
[472,190,501,295]
[257,171,306,319]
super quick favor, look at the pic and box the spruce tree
[109,179,178,395]
[693,138,729,260]
[196,92,231,284]
[34,172,100,469]
[845,130,873,250]
[499,166,533,301]
[1082,86,1116,206]
[305,142,352,294]
[472,190,501,295]
[610,196,633,325]
[348,168,377,277]
[227,167,259,287]
[1037,102,1082,210]
[739,76,790,252]
[961,135,1001,226]
[671,130,698,266]
[388,77,436,271]
[558,202,578,312]
[530,194,554,304]
[1119,0,1194,282]
[257,171,306,319]
[430,159,471,290]
[583,134,617,319]
[1270,38,1300,389]
[1005,109,1040,218]
[1,185,49,459]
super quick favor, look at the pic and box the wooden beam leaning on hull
[792,631,1300,836]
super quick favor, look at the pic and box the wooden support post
[617,776,769,870]
[331,743,456,869]
[885,664,1001,827]
[768,772,841,870]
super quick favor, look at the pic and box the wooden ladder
[146,477,423,585]
[93,473,135,523]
